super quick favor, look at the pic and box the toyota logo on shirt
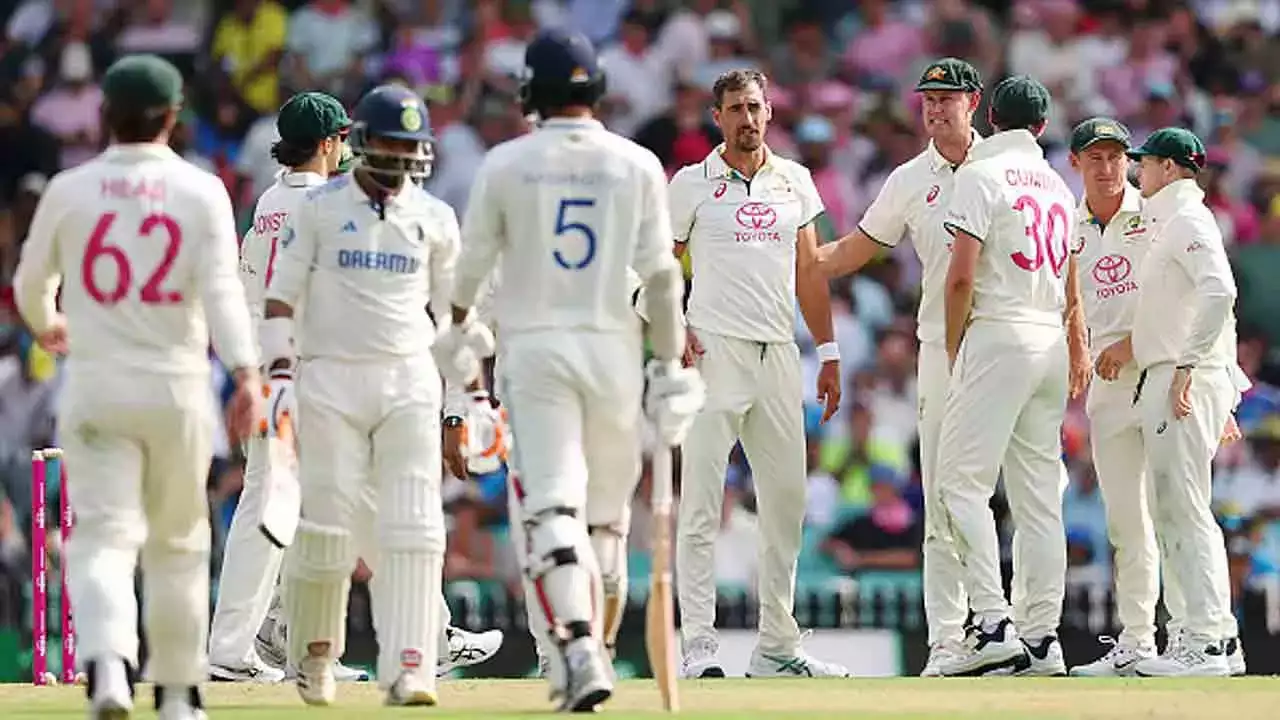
[734,201,783,243]
[1092,254,1137,299]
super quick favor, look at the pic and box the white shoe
[558,637,612,713]
[1016,635,1066,676]
[1134,635,1231,677]
[1226,637,1247,676]
[921,639,965,677]
[209,656,285,684]
[680,636,725,679]
[87,658,134,720]
[1069,636,1154,677]
[384,670,438,706]
[746,633,852,678]
[333,661,370,682]
[437,626,504,676]
[294,654,337,706]
[254,603,288,670]
[938,618,1029,677]
[154,686,207,720]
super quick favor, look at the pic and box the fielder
[670,68,848,679]
[933,76,1087,677]
[814,58,983,676]
[437,29,701,711]
[1124,128,1249,677]
[13,54,262,719]
[263,84,457,706]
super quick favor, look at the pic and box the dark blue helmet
[519,29,607,119]
[349,84,434,183]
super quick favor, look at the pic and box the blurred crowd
[0,0,1279,635]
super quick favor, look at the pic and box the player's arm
[668,167,698,260]
[1063,252,1091,397]
[197,180,260,374]
[12,177,65,339]
[633,156,687,363]
[814,168,906,279]
[1172,215,1237,369]
[263,198,319,371]
[451,158,504,324]
[941,171,995,368]
[795,170,841,422]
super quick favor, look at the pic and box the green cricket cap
[1070,117,1132,154]
[1125,127,1207,172]
[102,54,183,114]
[915,57,983,92]
[277,92,352,145]
[989,75,1051,130]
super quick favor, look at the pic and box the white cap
[60,42,92,82]
[705,10,740,40]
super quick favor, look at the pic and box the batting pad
[371,552,444,691]
[283,522,354,666]
[527,512,597,630]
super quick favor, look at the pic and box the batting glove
[260,368,296,439]
[432,318,496,386]
[464,391,509,475]
[645,359,706,447]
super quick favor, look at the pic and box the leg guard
[590,523,628,657]
[525,506,601,694]
[282,522,354,667]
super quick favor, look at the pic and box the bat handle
[650,443,674,512]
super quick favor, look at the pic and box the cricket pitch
[0,677,1274,718]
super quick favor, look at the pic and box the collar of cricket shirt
[703,143,777,182]
[1077,182,1142,228]
[538,117,604,131]
[926,129,983,173]
[281,170,327,188]
[102,142,179,162]
[1142,177,1205,223]
[966,128,1043,163]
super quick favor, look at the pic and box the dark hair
[270,138,320,168]
[712,69,768,108]
[103,102,172,143]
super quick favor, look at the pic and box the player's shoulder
[404,183,459,222]
[668,162,709,190]
[304,173,353,202]
[764,152,814,182]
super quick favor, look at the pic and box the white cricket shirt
[453,118,678,337]
[1072,183,1149,363]
[266,174,460,360]
[859,132,982,345]
[1130,179,1238,371]
[240,170,328,337]
[13,143,257,376]
[943,130,1077,328]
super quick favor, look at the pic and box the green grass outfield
[1,677,1277,719]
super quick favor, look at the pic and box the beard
[733,127,763,152]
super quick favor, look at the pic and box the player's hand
[817,360,841,423]
[1170,367,1193,419]
[1095,338,1133,382]
[228,367,265,443]
[1220,414,1242,447]
[35,315,69,355]
[259,368,296,439]
[645,359,706,446]
[432,318,496,385]
[443,419,468,479]
[682,328,704,368]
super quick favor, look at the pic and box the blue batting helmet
[519,29,606,119]
[349,84,434,182]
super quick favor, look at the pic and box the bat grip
[650,444,674,512]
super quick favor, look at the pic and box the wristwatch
[443,415,464,429]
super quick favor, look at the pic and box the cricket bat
[645,444,680,712]
[257,411,301,549]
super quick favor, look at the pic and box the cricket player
[814,58,982,676]
[437,29,702,711]
[210,90,350,684]
[1125,128,1248,677]
[670,68,848,679]
[13,54,262,719]
[933,76,1087,677]
[263,83,456,706]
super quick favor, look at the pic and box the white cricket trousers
[208,433,282,668]
[283,354,446,689]
[1136,363,1237,641]
[677,330,806,655]
[59,368,215,686]
[937,321,1069,641]
[916,341,968,646]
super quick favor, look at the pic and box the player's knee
[285,522,356,582]
[589,523,627,596]
[526,507,587,580]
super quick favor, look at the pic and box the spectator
[212,0,289,116]
[840,0,923,85]
[599,10,671,139]
[691,10,759,92]
[283,0,378,103]
[820,402,910,507]
[29,40,100,170]
[822,469,922,572]
[1203,147,1261,245]
[633,78,720,173]
[795,114,859,240]
[113,0,201,74]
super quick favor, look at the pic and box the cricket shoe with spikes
[294,654,337,706]
[1135,635,1230,677]
[938,617,1030,677]
[680,636,726,678]
[1069,636,1153,677]
[208,654,286,684]
[1014,635,1066,676]
[86,656,135,720]
[921,638,965,677]
[746,632,852,677]
[384,651,438,707]
[154,686,207,720]
[558,637,612,713]
[437,626,504,677]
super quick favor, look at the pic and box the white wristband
[816,342,840,363]
[259,317,294,369]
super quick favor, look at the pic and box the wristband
[1175,364,1195,371]
[259,317,294,369]
[816,342,840,363]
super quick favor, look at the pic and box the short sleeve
[857,167,908,248]
[667,166,700,244]
[943,168,996,242]
[793,167,824,228]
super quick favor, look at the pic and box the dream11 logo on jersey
[1092,254,1137,299]
[734,201,782,243]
